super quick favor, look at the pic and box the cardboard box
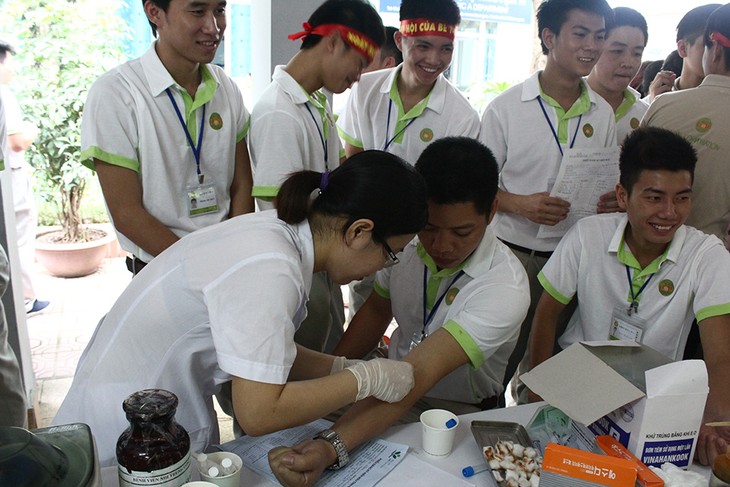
[596,435,664,487]
[541,443,637,486]
[522,341,708,469]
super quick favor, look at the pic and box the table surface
[100,402,711,486]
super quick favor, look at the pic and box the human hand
[648,70,676,102]
[268,439,333,487]
[516,192,570,225]
[597,190,622,214]
[696,422,730,466]
[330,356,363,375]
[347,358,414,402]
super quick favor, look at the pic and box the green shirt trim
[251,186,279,199]
[237,117,250,142]
[417,243,467,309]
[387,73,432,146]
[697,303,730,323]
[443,320,483,368]
[614,89,637,122]
[176,65,217,143]
[338,126,363,148]
[373,279,390,300]
[617,237,670,306]
[538,271,572,305]
[81,147,138,172]
[539,83,591,143]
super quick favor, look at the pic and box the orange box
[597,436,664,487]
[541,443,637,486]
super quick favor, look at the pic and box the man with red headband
[338,0,479,319]
[248,0,385,355]
[642,3,730,244]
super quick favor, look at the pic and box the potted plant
[2,0,126,277]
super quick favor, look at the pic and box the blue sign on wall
[379,0,532,25]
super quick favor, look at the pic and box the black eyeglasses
[376,235,400,268]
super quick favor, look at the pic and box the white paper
[380,454,477,486]
[219,418,409,487]
[537,147,620,239]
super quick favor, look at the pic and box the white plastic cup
[182,483,218,487]
[197,451,243,487]
[420,409,459,456]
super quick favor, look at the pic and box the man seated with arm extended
[528,126,730,466]
[268,136,529,486]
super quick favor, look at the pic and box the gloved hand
[346,358,415,403]
[330,356,363,375]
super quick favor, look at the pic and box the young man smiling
[480,0,617,403]
[528,126,730,467]
[80,0,254,274]
[267,137,529,486]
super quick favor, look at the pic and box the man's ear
[143,0,162,27]
[394,31,404,53]
[541,27,557,52]
[616,183,629,211]
[677,38,689,58]
[382,55,398,69]
[344,218,376,250]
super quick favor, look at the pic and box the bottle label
[118,451,191,487]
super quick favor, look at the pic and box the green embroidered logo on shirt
[445,287,459,305]
[696,118,712,133]
[583,123,594,138]
[630,117,640,129]
[209,113,223,130]
[658,279,674,296]
[420,128,434,142]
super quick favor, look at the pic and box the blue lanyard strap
[166,88,206,183]
[625,265,654,315]
[421,267,465,338]
[305,103,329,168]
[383,100,417,152]
[537,97,582,157]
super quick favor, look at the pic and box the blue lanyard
[166,89,206,184]
[305,104,329,169]
[421,267,465,338]
[383,100,417,152]
[537,97,582,157]
[625,265,654,315]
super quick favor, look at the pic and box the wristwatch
[315,428,349,470]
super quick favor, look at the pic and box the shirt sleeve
[693,240,730,322]
[478,100,508,170]
[336,81,364,148]
[538,223,583,304]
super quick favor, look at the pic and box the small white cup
[182,482,218,487]
[420,409,459,456]
[197,451,243,487]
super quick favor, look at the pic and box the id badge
[609,306,646,342]
[185,182,218,217]
[409,331,427,352]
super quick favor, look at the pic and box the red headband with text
[710,31,730,47]
[288,23,377,63]
[399,18,457,40]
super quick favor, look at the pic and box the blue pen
[462,463,489,477]
[445,418,457,429]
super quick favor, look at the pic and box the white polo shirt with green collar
[539,213,730,361]
[249,66,340,211]
[337,65,479,164]
[480,71,617,252]
[374,227,529,404]
[614,86,648,144]
[80,43,250,263]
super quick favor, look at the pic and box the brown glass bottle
[116,389,192,487]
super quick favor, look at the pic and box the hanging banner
[379,0,532,25]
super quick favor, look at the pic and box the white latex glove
[330,356,363,375]
[346,358,415,403]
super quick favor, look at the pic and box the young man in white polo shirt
[80,0,254,275]
[529,126,730,467]
[267,137,530,485]
[480,0,617,403]
[249,0,385,353]
[586,7,649,144]
[337,0,479,163]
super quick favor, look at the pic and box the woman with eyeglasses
[53,150,428,467]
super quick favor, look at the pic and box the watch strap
[315,428,349,470]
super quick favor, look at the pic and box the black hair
[300,0,385,50]
[0,40,16,62]
[606,7,648,47]
[382,26,403,65]
[415,137,498,215]
[704,3,730,71]
[677,4,721,43]
[661,49,683,76]
[400,0,461,25]
[641,59,663,96]
[619,127,697,194]
[537,0,613,55]
[277,150,428,239]
[142,0,170,38]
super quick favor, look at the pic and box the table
[100,402,711,486]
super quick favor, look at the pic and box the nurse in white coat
[53,150,428,466]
